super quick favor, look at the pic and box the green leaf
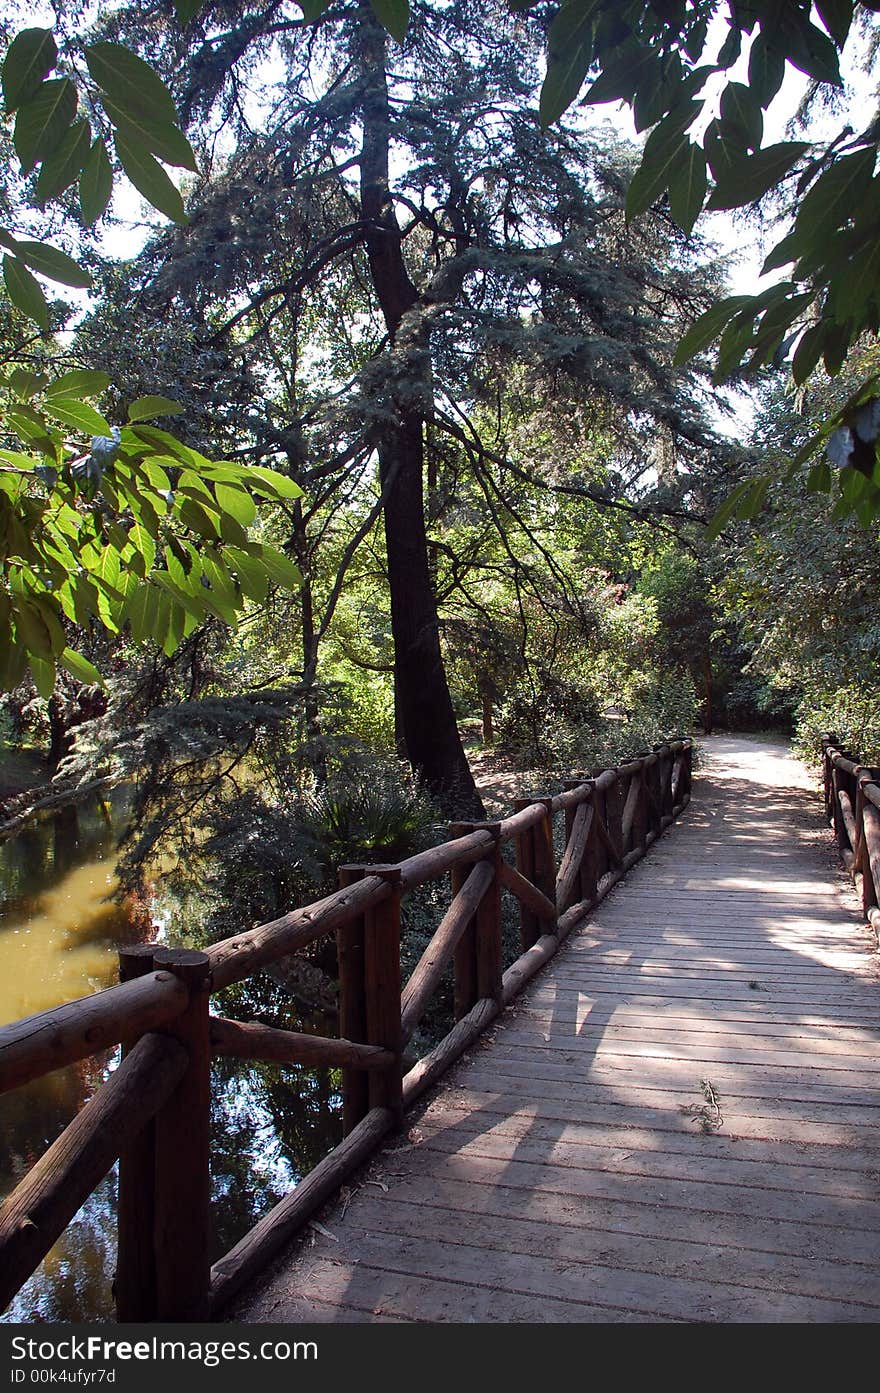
[114,132,187,225]
[627,133,688,222]
[784,17,842,85]
[14,77,77,175]
[830,238,880,324]
[245,465,303,499]
[667,143,707,236]
[806,459,833,493]
[706,480,757,539]
[128,395,184,422]
[815,0,853,47]
[369,0,410,44]
[28,653,56,699]
[45,370,111,400]
[80,140,113,226]
[792,322,827,385]
[42,398,113,435]
[102,98,197,172]
[214,480,257,526]
[706,142,809,211]
[34,118,91,205]
[175,0,205,22]
[297,0,335,18]
[673,295,753,366]
[539,0,602,127]
[747,35,786,107]
[59,646,103,686]
[85,42,177,125]
[224,546,268,603]
[13,239,91,289]
[718,82,763,153]
[3,255,48,329]
[252,543,302,590]
[2,29,56,113]
[793,149,876,244]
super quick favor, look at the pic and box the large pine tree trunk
[358,14,482,816]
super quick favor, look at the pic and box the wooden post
[450,824,479,1020]
[856,768,880,916]
[337,866,369,1136]
[512,799,538,951]
[475,825,503,1006]
[151,947,212,1322]
[363,867,403,1128]
[563,781,592,905]
[635,761,649,852]
[115,943,159,1322]
[532,798,556,910]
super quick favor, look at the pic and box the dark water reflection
[0,801,343,1323]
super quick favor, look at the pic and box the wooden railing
[0,738,692,1321]
[821,733,880,944]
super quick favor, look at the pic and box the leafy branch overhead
[0,21,304,695]
[522,0,880,525]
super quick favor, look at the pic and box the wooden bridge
[2,734,880,1323]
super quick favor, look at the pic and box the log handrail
[822,734,880,942]
[0,735,692,1321]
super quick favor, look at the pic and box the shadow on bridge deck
[230,736,880,1324]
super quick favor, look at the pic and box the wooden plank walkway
[232,736,880,1323]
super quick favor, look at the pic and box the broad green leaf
[815,0,853,47]
[830,238,880,324]
[2,29,56,113]
[35,118,91,205]
[627,133,688,222]
[706,480,758,539]
[12,593,53,658]
[539,0,602,127]
[80,140,113,226]
[298,0,335,18]
[673,295,753,366]
[175,0,205,22]
[115,132,187,225]
[59,646,103,686]
[706,142,809,211]
[123,582,160,645]
[14,77,77,175]
[45,370,111,400]
[667,142,707,236]
[792,322,827,385]
[127,395,185,421]
[793,149,876,244]
[369,0,410,44]
[747,35,786,107]
[215,481,257,526]
[42,398,113,435]
[13,239,91,289]
[3,255,48,329]
[245,465,303,499]
[8,368,45,400]
[253,543,302,590]
[224,546,269,603]
[718,82,763,153]
[102,99,197,172]
[784,17,842,85]
[806,459,833,493]
[28,653,55,699]
[85,42,177,125]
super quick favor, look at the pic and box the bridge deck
[233,736,880,1323]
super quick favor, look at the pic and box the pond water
[0,798,343,1323]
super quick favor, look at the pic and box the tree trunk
[358,13,482,817]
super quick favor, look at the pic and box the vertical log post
[475,825,503,1006]
[512,799,538,951]
[363,867,403,1128]
[532,798,557,918]
[115,943,158,1322]
[151,947,211,1322]
[634,760,648,854]
[856,768,880,917]
[450,824,479,1019]
[563,781,591,905]
[337,866,369,1136]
